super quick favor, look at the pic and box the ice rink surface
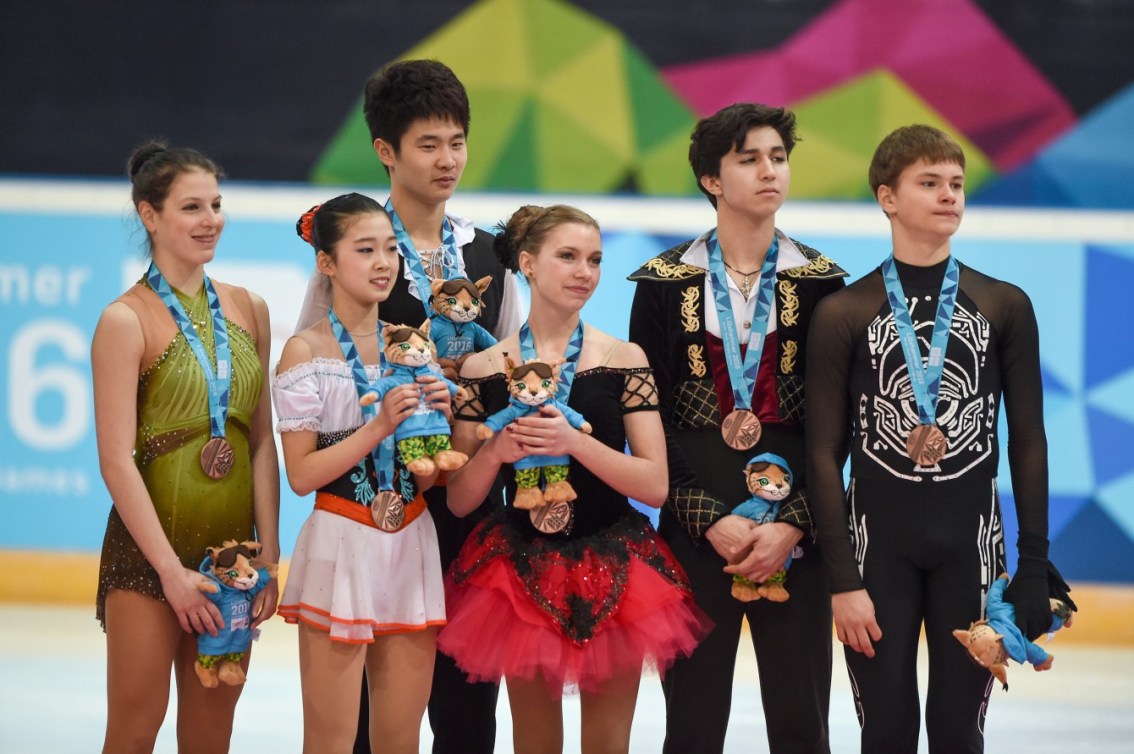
[2,604,1132,753]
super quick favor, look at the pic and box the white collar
[679,228,808,274]
[395,208,472,300]
[447,211,476,248]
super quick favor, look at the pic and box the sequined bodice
[135,286,262,464]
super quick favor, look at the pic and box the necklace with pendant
[722,259,759,298]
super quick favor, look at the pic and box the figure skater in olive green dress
[92,141,280,753]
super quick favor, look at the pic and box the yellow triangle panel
[536,102,625,191]
[540,34,633,159]
[789,69,997,199]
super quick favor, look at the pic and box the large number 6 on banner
[7,319,90,450]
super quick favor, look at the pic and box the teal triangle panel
[1050,501,1134,583]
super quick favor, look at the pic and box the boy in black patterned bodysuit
[807,125,1075,753]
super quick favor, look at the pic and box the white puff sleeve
[271,362,324,433]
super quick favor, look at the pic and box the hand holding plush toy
[360,320,469,476]
[477,355,592,510]
[952,572,1075,690]
[429,276,497,378]
[194,540,277,688]
[729,453,796,603]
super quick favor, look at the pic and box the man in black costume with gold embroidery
[629,103,846,754]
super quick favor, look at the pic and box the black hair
[363,60,471,157]
[688,103,799,207]
[295,192,386,254]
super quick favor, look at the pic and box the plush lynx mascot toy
[195,540,277,688]
[360,320,469,476]
[952,572,1075,690]
[429,276,497,375]
[476,356,592,510]
[730,453,797,603]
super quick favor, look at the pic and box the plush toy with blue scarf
[730,453,797,603]
[195,540,276,688]
[477,356,592,510]
[360,320,469,476]
[952,572,1075,690]
[429,276,497,375]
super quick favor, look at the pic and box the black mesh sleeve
[806,282,870,593]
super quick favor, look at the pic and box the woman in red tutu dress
[442,204,710,752]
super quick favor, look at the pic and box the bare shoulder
[94,299,143,342]
[461,346,503,380]
[463,334,518,379]
[585,328,649,370]
[92,301,145,374]
[245,289,270,317]
[276,331,317,374]
[246,287,272,337]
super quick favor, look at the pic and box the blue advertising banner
[2,182,1133,584]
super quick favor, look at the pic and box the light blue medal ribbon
[705,231,779,414]
[881,255,959,428]
[145,263,231,442]
[328,310,396,492]
[518,320,584,401]
[882,255,959,466]
[385,199,459,319]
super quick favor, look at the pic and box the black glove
[1004,532,1055,641]
[1046,560,1077,614]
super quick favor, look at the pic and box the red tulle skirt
[437,510,711,697]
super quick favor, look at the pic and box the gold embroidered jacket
[628,238,847,542]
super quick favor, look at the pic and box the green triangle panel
[310,99,386,186]
[482,99,541,190]
[310,0,712,194]
[637,127,701,196]
[535,102,625,191]
[527,0,613,80]
[623,44,698,155]
[463,87,532,187]
[540,34,633,159]
[789,131,875,200]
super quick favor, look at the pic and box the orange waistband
[314,490,427,532]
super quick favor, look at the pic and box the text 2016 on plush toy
[361,320,469,476]
[429,276,497,373]
[194,540,277,688]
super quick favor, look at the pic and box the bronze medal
[200,437,234,479]
[907,424,948,467]
[721,409,762,450]
[530,500,572,534]
[371,490,406,532]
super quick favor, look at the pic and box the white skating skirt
[278,506,446,643]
